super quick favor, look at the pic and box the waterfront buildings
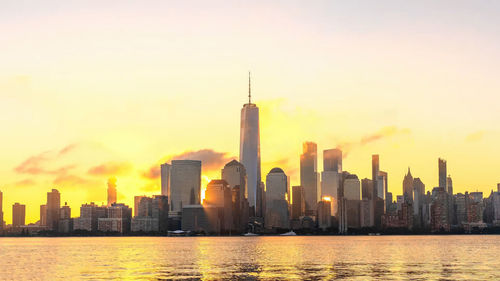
[0,191,3,230]
[291,186,305,220]
[74,203,107,232]
[160,163,171,197]
[98,203,132,233]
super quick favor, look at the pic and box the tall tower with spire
[240,72,262,217]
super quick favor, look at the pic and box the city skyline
[2,1,500,225]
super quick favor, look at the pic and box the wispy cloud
[336,126,411,158]
[142,149,235,180]
[88,161,133,176]
[466,131,486,143]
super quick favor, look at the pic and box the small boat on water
[280,231,297,236]
[243,232,259,236]
[368,233,381,236]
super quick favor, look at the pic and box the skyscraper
[300,142,319,216]
[12,203,25,227]
[321,170,340,216]
[343,174,360,200]
[204,179,233,232]
[222,159,247,207]
[240,73,261,217]
[438,158,447,190]
[46,189,61,231]
[160,163,171,197]
[447,175,453,195]
[323,149,342,172]
[403,168,414,202]
[265,168,290,229]
[170,160,201,213]
[40,205,46,226]
[291,186,305,220]
[372,155,379,197]
[107,177,117,207]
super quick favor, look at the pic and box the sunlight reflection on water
[0,235,499,280]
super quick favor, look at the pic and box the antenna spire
[248,71,251,104]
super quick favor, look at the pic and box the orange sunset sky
[1,1,500,224]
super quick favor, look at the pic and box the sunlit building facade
[300,142,319,216]
[170,160,202,213]
[265,168,290,230]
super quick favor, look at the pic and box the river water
[0,235,498,280]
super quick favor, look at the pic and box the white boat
[280,231,297,236]
[243,232,259,236]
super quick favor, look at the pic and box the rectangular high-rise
[239,81,261,217]
[46,189,61,231]
[12,203,26,227]
[160,163,171,197]
[438,158,447,190]
[170,160,201,213]
[323,149,342,172]
[301,142,319,215]
[291,186,305,219]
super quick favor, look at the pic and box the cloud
[88,161,133,176]
[14,151,77,175]
[466,131,486,143]
[53,174,92,186]
[337,126,411,158]
[141,149,235,180]
[58,143,80,156]
[14,179,36,187]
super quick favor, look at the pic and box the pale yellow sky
[1,1,500,224]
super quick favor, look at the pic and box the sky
[1,1,500,224]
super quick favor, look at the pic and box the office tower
[73,203,107,232]
[240,73,262,217]
[107,177,117,207]
[12,203,26,227]
[60,202,71,219]
[447,176,453,195]
[160,163,171,197]
[134,196,148,217]
[372,155,380,196]
[323,148,342,172]
[360,199,374,227]
[0,190,3,230]
[46,189,61,231]
[413,178,425,215]
[321,170,340,215]
[343,174,360,200]
[39,205,46,226]
[204,180,233,232]
[170,160,202,213]
[376,171,387,200]
[300,142,319,215]
[222,159,247,208]
[98,203,132,233]
[361,178,374,200]
[317,198,332,230]
[438,158,447,190]
[498,183,500,192]
[265,168,290,229]
[402,168,414,202]
[291,186,305,220]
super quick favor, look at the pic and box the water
[0,235,499,280]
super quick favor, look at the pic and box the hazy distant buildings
[240,77,262,217]
[265,168,290,230]
[12,203,25,227]
[403,168,414,202]
[300,142,319,216]
[39,205,46,226]
[439,158,447,190]
[170,160,201,213]
[343,174,360,201]
[46,189,60,231]
[317,198,332,230]
[160,163,171,197]
[107,177,117,207]
[431,187,450,232]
